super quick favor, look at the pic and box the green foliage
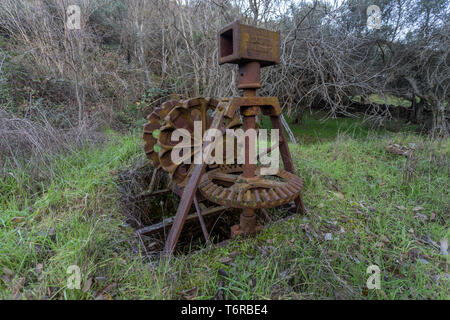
[263,112,372,144]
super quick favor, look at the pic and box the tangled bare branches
[0,107,102,179]
[0,0,448,138]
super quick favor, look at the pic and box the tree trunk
[416,103,424,124]
[415,98,424,124]
[295,111,303,125]
[295,102,307,125]
[430,100,448,138]
[408,93,416,122]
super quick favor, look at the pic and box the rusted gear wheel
[199,165,303,209]
[143,99,179,168]
[143,97,241,187]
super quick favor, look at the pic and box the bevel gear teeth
[199,165,303,209]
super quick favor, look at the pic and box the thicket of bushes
[0,0,448,176]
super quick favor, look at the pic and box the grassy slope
[0,115,448,299]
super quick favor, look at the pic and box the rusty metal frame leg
[270,115,306,214]
[163,163,207,255]
[163,102,227,255]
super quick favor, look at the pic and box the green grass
[0,117,449,300]
[261,113,370,145]
[261,111,417,144]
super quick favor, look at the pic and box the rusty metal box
[218,21,280,67]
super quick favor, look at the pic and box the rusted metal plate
[218,20,280,67]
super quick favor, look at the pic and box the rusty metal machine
[142,21,305,255]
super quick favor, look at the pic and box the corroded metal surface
[218,21,280,67]
[143,100,178,168]
[143,97,240,187]
[225,96,282,118]
[141,21,306,254]
[199,165,303,209]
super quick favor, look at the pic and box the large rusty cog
[143,97,241,187]
[143,99,179,168]
[199,165,303,209]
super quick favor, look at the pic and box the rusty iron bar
[258,141,280,159]
[260,208,273,222]
[163,102,228,255]
[242,112,257,179]
[133,188,171,200]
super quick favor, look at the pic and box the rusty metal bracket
[224,96,282,118]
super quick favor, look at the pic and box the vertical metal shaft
[242,101,256,178]
[236,62,261,236]
[240,107,257,235]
